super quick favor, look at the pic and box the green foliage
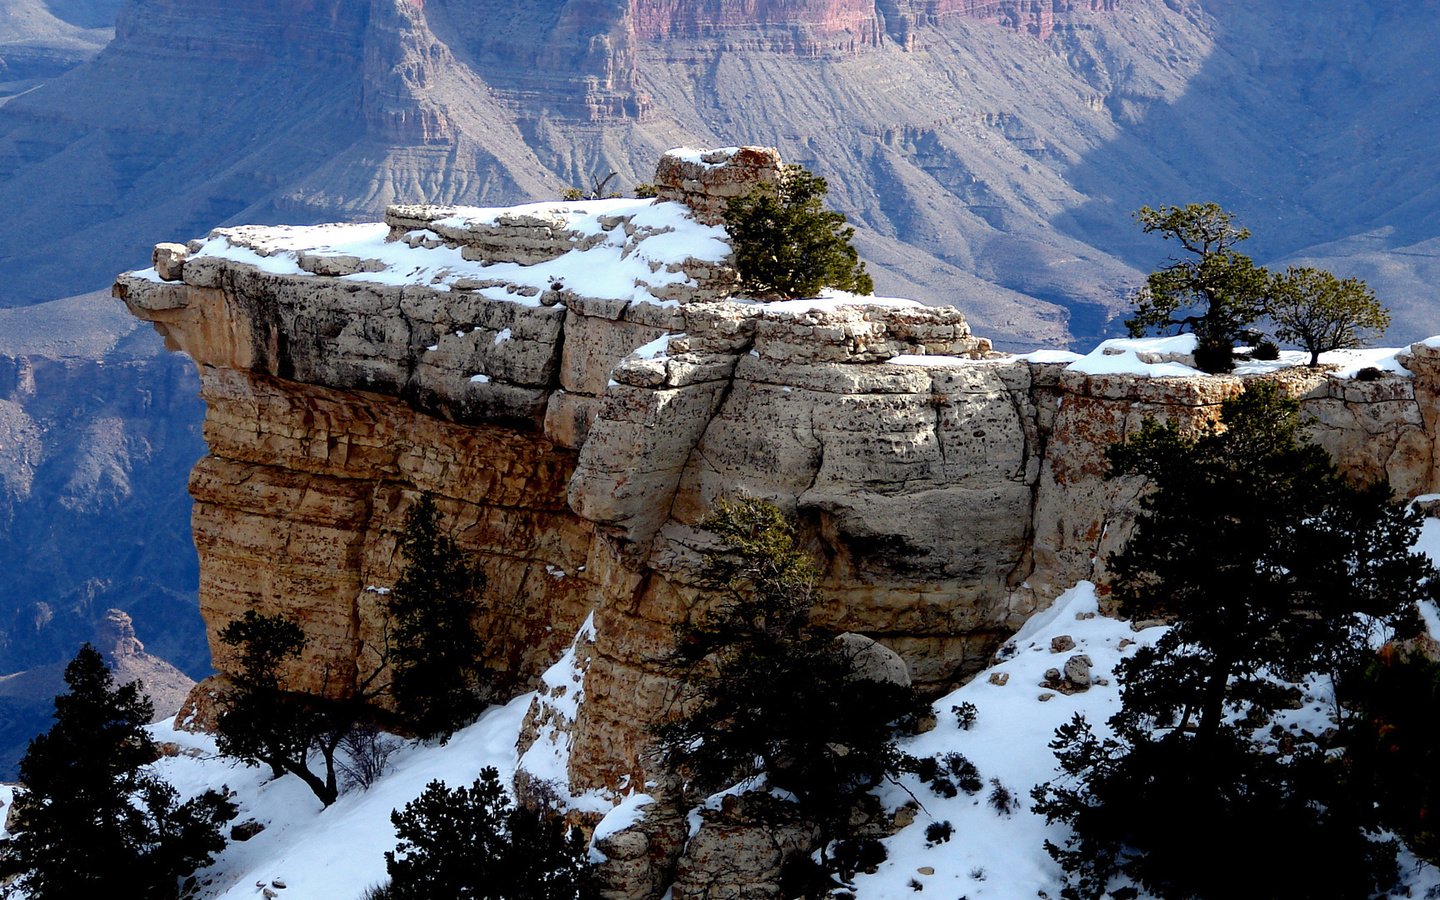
[1341,645,1440,863]
[215,611,359,806]
[632,182,658,199]
[653,498,923,844]
[1033,382,1434,899]
[1124,203,1271,373]
[725,165,874,300]
[1269,266,1391,366]
[0,645,234,899]
[383,767,593,900]
[385,494,490,742]
[561,188,584,201]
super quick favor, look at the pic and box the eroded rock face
[117,148,1440,817]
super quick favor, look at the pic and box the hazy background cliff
[2,0,1438,346]
[0,0,1437,771]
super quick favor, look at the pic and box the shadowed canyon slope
[0,0,1437,348]
[0,0,120,101]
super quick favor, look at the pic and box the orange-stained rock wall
[190,365,598,700]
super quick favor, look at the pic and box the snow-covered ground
[103,561,1434,898]
[150,696,533,899]
[127,198,732,310]
[890,331,1422,380]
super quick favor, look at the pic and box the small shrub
[944,752,984,794]
[385,767,592,900]
[952,701,978,730]
[725,164,873,300]
[832,837,888,881]
[633,183,658,198]
[924,820,953,846]
[561,188,584,201]
[987,778,1018,815]
[907,878,924,892]
[1355,366,1385,381]
[907,754,940,783]
[969,867,987,882]
[929,776,958,799]
[779,852,833,898]
[1251,339,1280,360]
[339,724,402,792]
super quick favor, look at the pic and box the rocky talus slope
[116,149,1440,817]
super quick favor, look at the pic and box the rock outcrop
[117,147,1440,823]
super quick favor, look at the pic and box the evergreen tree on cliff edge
[726,164,874,300]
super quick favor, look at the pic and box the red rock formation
[627,0,1119,48]
[632,0,885,52]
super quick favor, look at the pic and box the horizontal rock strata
[117,148,1440,808]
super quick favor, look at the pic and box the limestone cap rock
[654,146,782,225]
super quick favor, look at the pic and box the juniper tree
[215,611,374,806]
[0,645,234,899]
[653,498,923,852]
[1033,382,1433,899]
[384,494,490,742]
[1268,265,1390,366]
[1124,203,1270,373]
[725,164,874,300]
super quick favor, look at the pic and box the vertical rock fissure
[1004,372,1047,591]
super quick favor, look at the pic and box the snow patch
[589,792,656,861]
[1067,334,1200,378]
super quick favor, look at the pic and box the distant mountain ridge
[2,0,1436,347]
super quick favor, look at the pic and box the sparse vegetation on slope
[0,645,234,899]
[1033,383,1435,899]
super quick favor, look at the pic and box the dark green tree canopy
[1033,382,1434,899]
[1124,203,1271,373]
[381,768,592,900]
[215,611,368,806]
[1269,265,1390,366]
[385,493,490,743]
[725,165,874,300]
[1,645,233,899]
[653,498,923,846]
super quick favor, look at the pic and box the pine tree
[1124,203,1270,373]
[385,494,490,742]
[1033,382,1432,899]
[653,498,923,849]
[0,645,233,899]
[381,768,592,900]
[725,165,874,300]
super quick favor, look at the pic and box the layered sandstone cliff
[117,148,1440,810]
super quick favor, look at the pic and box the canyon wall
[117,148,1440,803]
